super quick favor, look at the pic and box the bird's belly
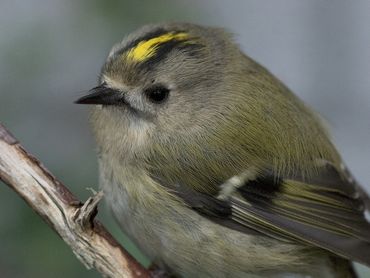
[99,163,339,278]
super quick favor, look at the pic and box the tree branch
[0,123,153,278]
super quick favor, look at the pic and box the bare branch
[0,123,152,278]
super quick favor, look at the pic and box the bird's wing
[171,162,370,267]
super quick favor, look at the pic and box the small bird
[76,23,370,278]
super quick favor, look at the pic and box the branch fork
[0,123,156,278]
[73,190,104,231]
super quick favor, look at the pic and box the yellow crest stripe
[126,32,189,62]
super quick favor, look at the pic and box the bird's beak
[75,84,125,106]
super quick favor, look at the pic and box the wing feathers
[169,163,370,266]
[231,195,370,266]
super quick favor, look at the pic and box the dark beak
[75,85,125,105]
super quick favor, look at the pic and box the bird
[75,22,370,278]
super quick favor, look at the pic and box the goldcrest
[76,23,370,278]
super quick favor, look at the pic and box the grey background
[0,0,369,277]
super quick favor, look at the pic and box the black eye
[144,85,170,104]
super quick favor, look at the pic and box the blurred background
[0,0,369,277]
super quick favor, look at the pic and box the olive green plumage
[76,22,370,277]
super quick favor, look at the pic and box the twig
[0,123,153,278]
